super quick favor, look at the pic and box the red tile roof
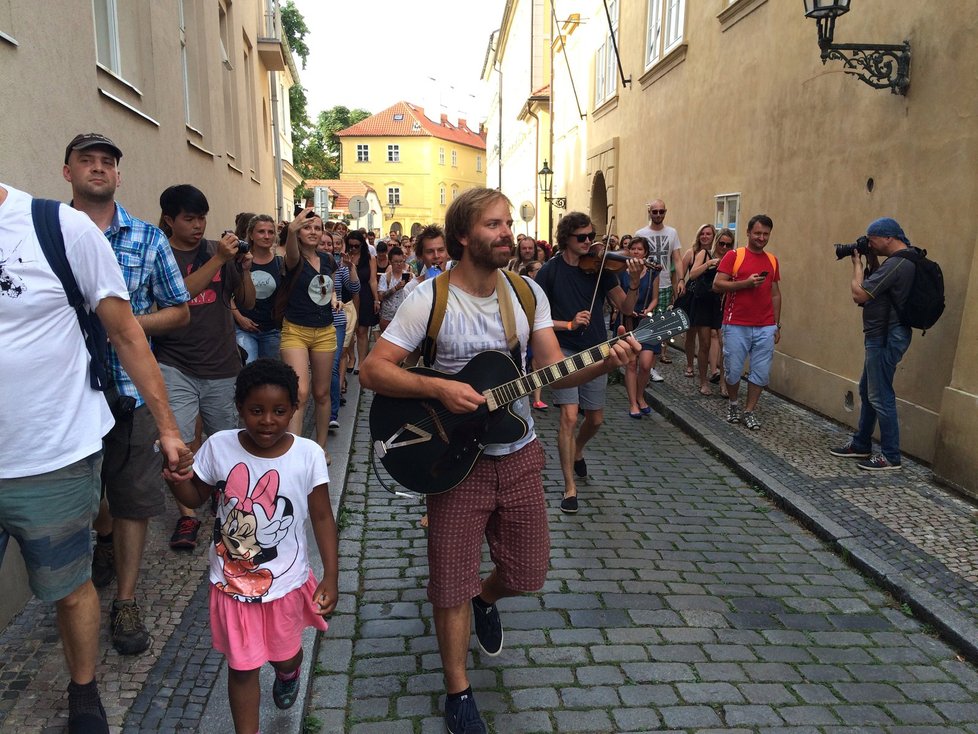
[337,101,486,150]
[305,179,375,210]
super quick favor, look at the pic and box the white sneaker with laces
[649,368,664,382]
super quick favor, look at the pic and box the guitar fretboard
[490,339,619,407]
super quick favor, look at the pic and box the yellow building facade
[337,102,487,236]
[487,0,978,496]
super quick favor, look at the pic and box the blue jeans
[235,328,281,364]
[330,321,347,421]
[853,324,911,464]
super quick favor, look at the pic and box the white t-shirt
[194,430,330,603]
[635,224,681,288]
[0,184,129,478]
[381,275,553,456]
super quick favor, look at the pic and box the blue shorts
[0,452,102,601]
[722,324,777,387]
[549,348,608,411]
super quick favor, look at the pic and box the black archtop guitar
[369,310,690,495]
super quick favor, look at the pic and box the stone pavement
[3,351,978,732]
[305,365,978,733]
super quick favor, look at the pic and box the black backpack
[889,247,945,333]
[31,198,112,391]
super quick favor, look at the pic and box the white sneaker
[649,368,665,382]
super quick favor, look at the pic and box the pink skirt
[209,570,329,670]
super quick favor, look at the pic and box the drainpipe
[268,0,285,222]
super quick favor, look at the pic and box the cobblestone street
[2,363,978,732]
[307,374,978,733]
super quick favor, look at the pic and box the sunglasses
[348,244,361,250]
[317,274,329,297]
[650,209,666,215]
[574,231,597,243]
[717,241,733,248]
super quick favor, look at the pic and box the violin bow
[586,215,616,317]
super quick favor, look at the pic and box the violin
[577,251,664,275]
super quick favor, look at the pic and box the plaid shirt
[104,203,190,406]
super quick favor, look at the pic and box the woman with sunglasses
[349,231,379,374]
[687,228,734,396]
[280,209,340,461]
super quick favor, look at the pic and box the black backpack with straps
[889,247,945,333]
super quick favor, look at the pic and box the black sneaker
[67,680,108,734]
[91,537,115,589]
[111,599,150,655]
[471,597,503,656]
[829,440,871,458]
[559,495,579,514]
[857,454,901,471]
[444,691,487,734]
[169,516,202,550]
[573,458,587,478]
[272,672,301,709]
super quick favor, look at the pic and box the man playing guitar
[360,188,640,734]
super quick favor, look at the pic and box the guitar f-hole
[421,401,449,443]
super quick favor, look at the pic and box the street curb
[644,385,978,665]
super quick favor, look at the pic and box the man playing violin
[535,212,644,514]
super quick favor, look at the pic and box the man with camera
[830,217,915,471]
[63,133,191,656]
[153,184,255,548]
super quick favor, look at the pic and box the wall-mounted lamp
[387,202,397,219]
[537,161,566,209]
[803,0,910,96]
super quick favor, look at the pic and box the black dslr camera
[222,230,250,254]
[834,236,871,260]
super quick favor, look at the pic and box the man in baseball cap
[64,133,122,165]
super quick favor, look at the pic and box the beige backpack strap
[419,270,452,367]
[496,270,519,353]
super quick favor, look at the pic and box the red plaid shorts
[425,439,550,608]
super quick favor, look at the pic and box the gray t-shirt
[860,252,914,337]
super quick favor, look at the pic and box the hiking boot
[444,691,487,734]
[169,516,201,550]
[67,680,108,734]
[471,597,503,656]
[857,454,902,472]
[742,411,760,430]
[272,671,301,709]
[91,537,115,589]
[829,440,871,458]
[726,404,742,424]
[111,599,150,655]
[649,368,665,382]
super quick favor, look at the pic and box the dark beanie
[866,217,911,246]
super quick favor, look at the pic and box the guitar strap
[419,269,536,368]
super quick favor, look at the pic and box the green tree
[280,0,309,69]
[314,106,372,179]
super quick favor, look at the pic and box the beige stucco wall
[542,0,978,490]
[0,0,287,229]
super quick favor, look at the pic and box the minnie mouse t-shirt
[193,430,330,603]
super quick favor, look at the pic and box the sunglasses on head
[574,231,597,243]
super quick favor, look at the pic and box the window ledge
[0,30,18,47]
[98,88,160,127]
[96,63,143,96]
[227,161,243,175]
[718,0,769,32]
[639,43,688,89]
[251,175,261,185]
[592,93,619,121]
[186,138,215,158]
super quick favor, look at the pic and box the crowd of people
[3,126,924,734]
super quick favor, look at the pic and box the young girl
[164,359,339,734]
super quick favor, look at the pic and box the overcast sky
[290,0,507,122]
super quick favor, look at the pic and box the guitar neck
[485,334,625,411]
